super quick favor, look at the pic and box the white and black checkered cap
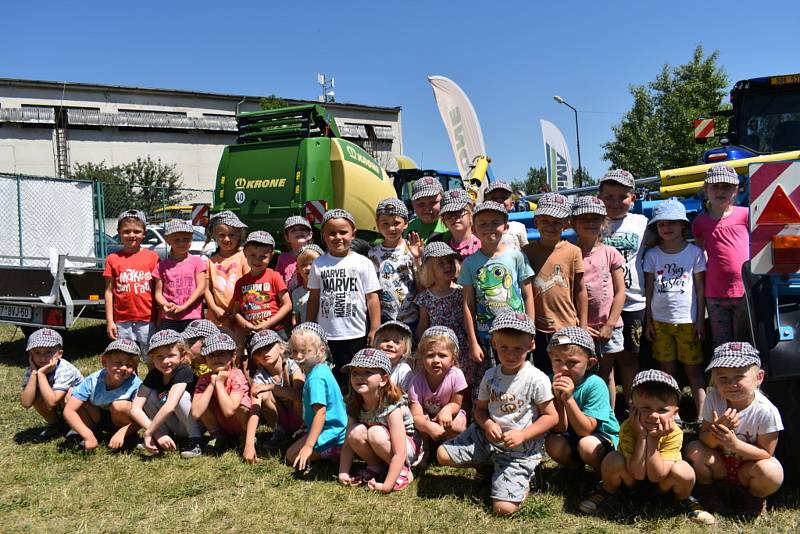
[164,218,194,236]
[244,230,276,248]
[148,329,182,352]
[341,348,392,375]
[182,319,219,342]
[201,332,237,356]
[489,311,537,336]
[571,195,607,217]
[534,193,572,219]
[376,320,412,336]
[600,169,635,188]
[422,241,458,262]
[473,200,509,219]
[26,328,63,351]
[420,325,460,354]
[440,189,473,215]
[284,215,312,231]
[411,176,444,201]
[298,244,324,256]
[103,338,141,357]
[547,326,595,355]
[375,198,409,220]
[293,322,328,345]
[209,210,248,229]
[705,164,739,185]
[485,180,513,195]
[706,342,761,372]
[632,369,681,395]
[321,208,356,228]
[249,329,283,353]
[117,209,147,226]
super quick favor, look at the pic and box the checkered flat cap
[284,215,312,231]
[164,218,194,236]
[547,326,595,355]
[473,200,509,219]
[632,369,680,395]
[292,322,328,345]
[181,319,219,342]
[341,348,392,375]
[244,230,276,248]
[706,342,761,372]
[249,329,283,353]
[118,209,147,226]
[148,329,182,352]
[321,208,356,228]
[600,169,635,188]
[422,241,458,262]
[485,180,513,195]
[26,328,63,351]
[376,320,412,336]
[298,244,324,256]
[705,164,739,185]
[411,176,444,201]
[440,189,473,215]
[209,210,248,229]
[375,198,409,220]
[490,312,537,336]
[571,195,607,217]
[201,332,237,356]
[535,193,572,219]
[103,338,141,357]
[420,325,460,354]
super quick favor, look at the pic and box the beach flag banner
[540,120,574,191]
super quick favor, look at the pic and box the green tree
[602,45,729,178]
[260,94,288,110]
[512,165,593,195]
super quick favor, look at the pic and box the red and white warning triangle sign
[756,184,800,225]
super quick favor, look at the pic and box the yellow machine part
[659,150,800,188]
[330,138,397,234]
[395,155,418,170]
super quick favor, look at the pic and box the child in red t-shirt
[103,209,159,357]
[229,231,292,339]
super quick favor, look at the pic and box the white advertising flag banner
[540,120,574,191]
[428,76,486,179]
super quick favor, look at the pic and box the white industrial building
[0,78,403,191]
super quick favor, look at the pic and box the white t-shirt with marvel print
[307,252,380,340]
[643,243,706,323]
[701,387,783,457]
[477,361,553,455]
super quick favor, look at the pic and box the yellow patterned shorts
[652,320,703,365]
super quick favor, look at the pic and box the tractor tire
[762,378,800,484]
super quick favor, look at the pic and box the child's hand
[38,355,59,375]
[629,407,646,438]
[484,420,504,443]
[156,435,177,452]
[650,415,674,439]
[367,478,392,493]
[216,370,230,384]
[338,473,354,486]
[106,321,118,340]
[645,321,656,342]
[243,444,260,464]
[712,409,740,431]
[367,327,378,347]
[172,304,186,316]
[586,326,601,339]
[162,302,177,314]
[695,321,705,342]
[108,428,127,450]
[551,373,574,401]
[143,434,160,454]
[469,341,485,363]
[711,423,737,449]
[598,324,613,343]
[293,444,314,471]
[407,232,422,260]
[83,435,99,452]
[502,429,526,449]
[436,409,453,430]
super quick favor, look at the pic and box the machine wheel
[762,378,800,483]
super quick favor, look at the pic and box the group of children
[18,163,784,523]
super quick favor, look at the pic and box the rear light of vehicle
[43,308,64,327]
[773,235,800,266]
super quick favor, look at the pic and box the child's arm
[643,416,677,482]
[710,424,777,462]
[260,289,292,331]
[462,285,484,363]
[35,368,66,410]
[434,391,465,430]
[600,266,626,342]
[502,399,558,449]
[294,403,327,470]
[368,408,408,493]
[214,371,244,418]
[191,378,215,419]
[521,279,535,324]
[104,276,118,339]
[153,278,172,315]
[63,396,99,451]
[693,272,706,341]
[204,271,227,321]
[573,272,588,328]
[551,395,568,433]
[129,385,152,431]
[474,399,504,443]
[306,288,320,323]
[338,416,358,485]
[272,370,305,402]
[173,269,207,316]
[626,410,648,480]
[243,397,263,463]
[410,400,442,439]
[643,273,656,341]
[366,291,381,345]
[416,306,430,341]
[20,368,39,408]
[558,383,598,437]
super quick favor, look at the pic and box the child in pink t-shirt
[692,164,749,347]
[572,197,626,406]
[152,220,207,333]
[275,216,314,293]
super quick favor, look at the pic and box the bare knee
[492,499,521,516]
[367,425,389,446]
[545,434,573,465]
[347,424,369,445]
[745,458,784,497]
[577,436,605,468]
[436,446,454,466]
[109,401,133,426]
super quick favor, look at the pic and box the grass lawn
[1,321,799,533]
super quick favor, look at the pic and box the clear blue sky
[4,0,799,182]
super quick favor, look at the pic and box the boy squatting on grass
[579,369,715,525]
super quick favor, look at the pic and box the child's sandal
[393,466,413,491]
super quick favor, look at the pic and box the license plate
[0,304,33,321]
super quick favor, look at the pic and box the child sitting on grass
[373,320,414,392]
[437,312,557,516]
[20,328,83,442]
[579,369,715,525]
[685,342,784,518]
[545,326,619,472]
[63,339,142,452]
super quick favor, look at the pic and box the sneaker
[579,484,616,515]
[63,430,84,449]
[33,423,63,443]
[739,491,767,518]
[677,496,716,525]
[180,440,203,459]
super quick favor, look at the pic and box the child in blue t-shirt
[545,327,619,471]
[63,338,143,452]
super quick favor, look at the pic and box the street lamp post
[553,95,582,187]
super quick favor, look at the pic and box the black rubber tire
[762,378,800,484]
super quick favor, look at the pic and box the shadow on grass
[416,471,488,504]
[0,320,109,367]
[13,425,48,445]
[294,460,339,483]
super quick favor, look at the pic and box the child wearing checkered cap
[153,219,208,333]
[684,342,783,517]
[439,189,481,259]
[20,328,83,442]
[692,164,750,348]
[242,330,305,462]
[338,348,419,492]
[373,321,414,392]
[406,177,447,243]
[276,215,315,294]
[205,211,249,345]
[545,326,619,472]
[291,244,324,327]
[369,197,420,326]
[130,330,203,458]
[580,369,715,525]
[484,180,529,250]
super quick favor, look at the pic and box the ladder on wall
[54,125,70,178]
